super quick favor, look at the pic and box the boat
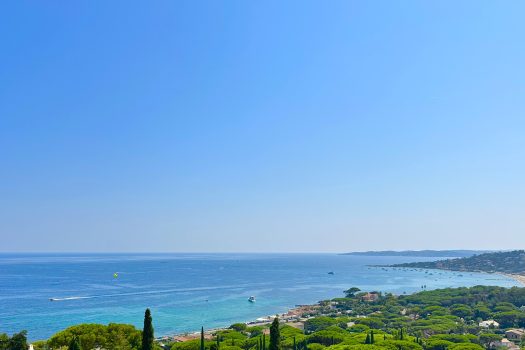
[328,271,334,275]
[248,296,256,302]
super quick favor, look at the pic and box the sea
[0,253,520,341]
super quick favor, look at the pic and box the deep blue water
[0,253,519,341]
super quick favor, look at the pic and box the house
[494,339,521,350]
[491,338,520,350]
[505,329,525,342]
[479,320,499,328]
[361,292,379,302]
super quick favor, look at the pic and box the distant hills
[391,250,525,274]
[342,250,493,257]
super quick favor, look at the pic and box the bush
[48,323,141,350]
[305,317,338,333]
[230,323,247,332]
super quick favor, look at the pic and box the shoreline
[157,271,525,343]
[501,273,525,287]
[383,264,525,288]
[157,303,321,342]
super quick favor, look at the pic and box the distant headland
[390,249,525,274]
[341,250,494,257]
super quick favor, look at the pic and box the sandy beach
[503,273,525,287]
[158,304,321,342]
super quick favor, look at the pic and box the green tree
[269,318,281,350]
[201,327,205,350]
[142,309,154,350]
[0,333,9,350]
[478,334,501,349]
[344,288,361,298]
[8,331,28,350]
[365,334,371,344]
[229,324,247,332]
[304,317,337,332]
[69,337,81,350]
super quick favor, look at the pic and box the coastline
[157,303,321,342]
[158,271,525,343]
[501,273,525,287]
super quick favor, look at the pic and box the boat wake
[49,296,90,301]
[48,284,262,302]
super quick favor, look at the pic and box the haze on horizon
[1,1,524,253]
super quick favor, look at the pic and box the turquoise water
[0,253,519,340]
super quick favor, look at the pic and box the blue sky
[1,1,524,252]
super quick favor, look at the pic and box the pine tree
[201,327,205,350]
[370,330,374,344]
[384,335,387,341]
[8,331,28,350]
[365,334,371,344]
[263,333,266,350]
[400,328,404,341]
[269,317,281,350]
[293,336,296,350]
[68,337,81,350]
[142,308,154,350]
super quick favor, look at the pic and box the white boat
[248,296,256,302]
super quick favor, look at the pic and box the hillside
[342,250,492,257]
[391,250,525,274]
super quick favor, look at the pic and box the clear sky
[1,1,524,253]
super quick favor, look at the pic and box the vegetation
[269,318,281,350]
[392,250,525,274]
[143,308,155,350]
[10,286,525,350]
[164,285,525,350]
[68,337,81,350]
[0,331,28,350]
[47,323,142,349]
[342,251,492,258]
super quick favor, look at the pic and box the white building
[479,320,499,328]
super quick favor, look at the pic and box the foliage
[48,323,141,350]
[309,326,348,346]
[230,323,248,332]
[305,317,339,333]
[345,288,362,298]
[392,250,525,274]
[269,318,281,350]
[69,337,81,350]
[0,331,28,350]
[143,309,154,350]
